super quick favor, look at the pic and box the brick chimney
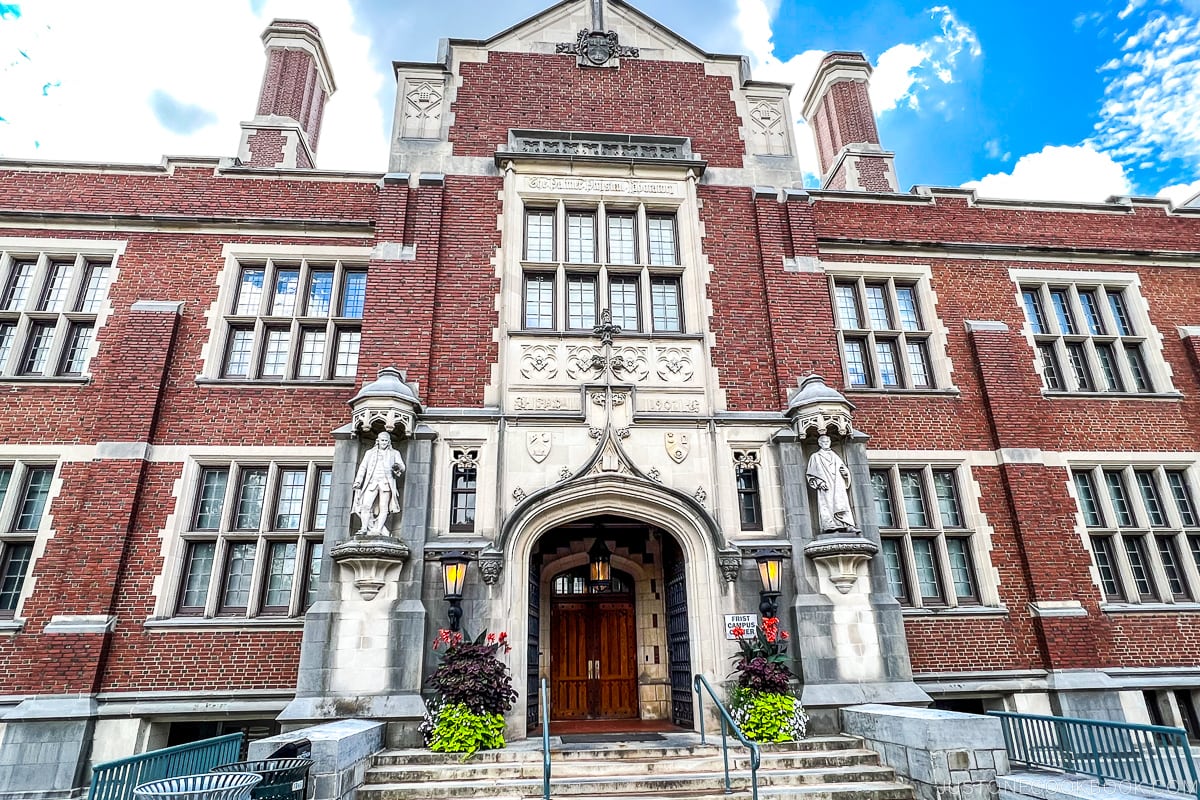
[801,51,899,192]
[237,19,336,169]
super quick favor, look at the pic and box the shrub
[427,701,506,757]
[427,630,518,715]
[729,687,809,743]
[728,616,793,693]
[423,629,516,755]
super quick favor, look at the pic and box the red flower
[730,625,746,638]
[781,631,790,640]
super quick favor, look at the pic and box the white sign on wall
[724,614,758,640]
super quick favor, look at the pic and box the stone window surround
[1068,460,1200,608]
[155,455,331,623]
[437,439,489,538]
[0,454,62,631]
[725,441,778,536]
[198,243,372,387]
[1010,267,1178,399]
[501,170,706,343]
[0,237,123,385]
[869,460,1000,611]
[519,200,685,334]
[823,261,956,393]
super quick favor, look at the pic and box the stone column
[281,369,434,747]
[778,376,928,732]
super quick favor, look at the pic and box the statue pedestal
[331,536,410,600]
[804,536,877,594]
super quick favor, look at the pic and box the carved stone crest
[665,432,689,464]
[656,346,695,382]
[520,344,559,379]
[526,432,552,463]
[556,29,640,68]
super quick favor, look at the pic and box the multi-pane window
[176,461,330,618]
[832,277,935,389]
[870,465,981,608]
[734,451,764,532]
[1072,465,1200,604]
[1020,282,1155,394]
[220,259,366,382]
[449,450,478,533]
[0,462,56,618]
[521,204,684,333]
[0,252,113,379]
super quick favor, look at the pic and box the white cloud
[963,143,1133,202]
[732,0,825,181]
[733,0,980,184]
[1092,5,1200,186]
[0,0,388,171]
[1158,178,1200,206]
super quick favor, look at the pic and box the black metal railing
[693,674,761,800]
[541,677,552,800]
[990,710,1200,797]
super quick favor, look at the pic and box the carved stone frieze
[566,345,648,381]
[656,346,695,382]
[519,344,559,380]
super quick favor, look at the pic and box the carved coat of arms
[665,432,689,464]
[527,432,552,463]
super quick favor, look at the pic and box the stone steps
[356,734,915,800]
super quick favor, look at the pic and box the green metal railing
[88,733,244,800]
[541,677,552,800]
[990,711,1200,797]
[694,674,761,800]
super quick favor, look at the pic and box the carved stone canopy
[785,374,855,438]
[350,367,423,436]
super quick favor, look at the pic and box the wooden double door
[550,596,638,719]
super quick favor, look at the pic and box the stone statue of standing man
[806,434,858,533]
[353,432,406,537]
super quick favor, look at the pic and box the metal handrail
[694,674,761,800]
[541,677,552,800]
[88,733,244,800]
[989,711,1200,798]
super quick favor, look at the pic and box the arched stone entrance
[488,476,729,736]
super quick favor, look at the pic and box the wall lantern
[440,551,471,632]
[588,537,612,593]
[755,548,787,619]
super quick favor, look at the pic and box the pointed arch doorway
[530,515,693,728]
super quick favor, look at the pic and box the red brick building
[2,1,1200,795]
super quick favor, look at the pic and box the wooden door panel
[550,603,589,719]
[596,602,638,719]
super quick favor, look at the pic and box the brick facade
[1,0,1199,789]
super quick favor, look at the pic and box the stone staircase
[357,733,915,800]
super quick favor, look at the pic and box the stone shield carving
[526,432,552,463]
[665,432,690,464]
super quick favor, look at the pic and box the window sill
[0,376,90,386]
[845,387,961,397]
[512,329,704,341]
[0,618,25,634]
[143,616,305,632]
[1042,391,1183,401]
[194,378,356,389]
[902,605,1009,618]
[1101,602,1200,614]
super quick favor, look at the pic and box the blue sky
[1,0,1198,203]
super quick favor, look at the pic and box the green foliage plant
[727,617,808,742]
[422,629,516,756]
[428,701,506,758]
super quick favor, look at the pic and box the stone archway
[484,476,729,737]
